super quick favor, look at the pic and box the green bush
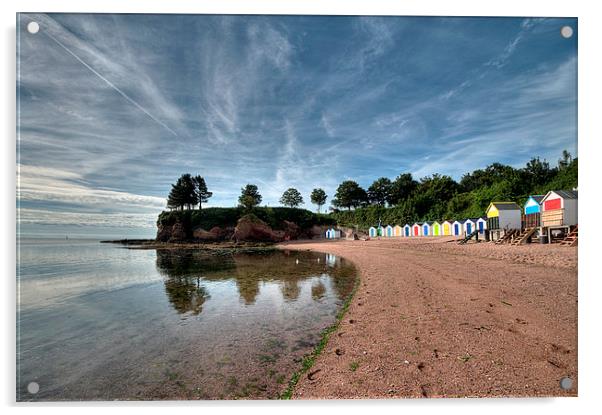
[157,207,335,231]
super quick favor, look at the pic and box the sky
[17,14,577,238]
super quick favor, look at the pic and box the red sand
[279,238,577,398]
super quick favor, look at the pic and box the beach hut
[442,220,453,236]
[377,225,385,237]
[486,202,522,230]
[412,223,422,237]
[325,228,341,239]
[540,190,578,227]
[394,225,403,237]
[463,218,476,235]
[403,224,411,237]
[432,221,441,236]
[475,217,487,235]
[422,222,433,237]
[452,220,464,236]
[368,226,377,237]
[523,195,544,228]
[385,225,394,237]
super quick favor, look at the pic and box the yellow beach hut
[394,225,403,237]
[442,220,453,236]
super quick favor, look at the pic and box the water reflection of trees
[155,249,357,309]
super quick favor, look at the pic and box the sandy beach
[278,237,577,398]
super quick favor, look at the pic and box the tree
[280,188,304,208]
[558,150,573,170]
[368,177,392,206]
[192,175,212,210]
[332,180,368,210]
[238,184,262,210]
[310,188,327,213]
[389,173,418,205]
[167,174,198,210]
[523,157,553,189]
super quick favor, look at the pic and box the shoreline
[277,238,577,398]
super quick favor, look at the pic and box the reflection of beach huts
[368,226,377,237]
[452,220,464,236]
[523,195,544,228]
[412,223,422,237]
[442,220,453,236]
[422,222,432,236]
[486,202,522,230]
[475,217,487,235]
[385,225,394,237]
[403,224,411,237]
[394,225,403,237]
[325,228,341,239]
[432,221,441,236]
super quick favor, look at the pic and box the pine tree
[193,175,212,210]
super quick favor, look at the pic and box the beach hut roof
[453,219,466,224]
[528,195,545,204]
[549,190,578,199]
[424,221,434,225]
[489,201,521,210]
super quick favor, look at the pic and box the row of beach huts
[325,190,578,245]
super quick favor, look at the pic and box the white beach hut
[540,190,578,227]
[452,220,464,236]
[475,217,487,235]
[463,218,476,235]
[385,225,394,237]
[412,223,422,237]
[403,224,412,237]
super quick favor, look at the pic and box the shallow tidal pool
[17,239,357,400]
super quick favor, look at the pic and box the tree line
[167,177,329,212]
[166,150,576,226]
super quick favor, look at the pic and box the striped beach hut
[385,225,394,237]
[394,225,403,237]
[422,222,433,237]
[442,220,453,236]
[368,226,377,237]
[432,221,442,236]
[412,223,422,237]
[403,224,411,237]
[464,218,476,235]
[523,195,544,228]
[452,220,464,236]
[475,217,487,235]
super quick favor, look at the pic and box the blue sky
[17,14,577,238]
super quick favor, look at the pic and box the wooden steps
[560,225,578,247]
[511,227,538,246]
[458,229,478,245]
[494,229,518,245]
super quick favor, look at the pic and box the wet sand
[278,237,577,399]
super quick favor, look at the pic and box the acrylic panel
[16,13,577,401]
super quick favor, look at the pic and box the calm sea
[16,238,356,400]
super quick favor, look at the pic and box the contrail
[43,29,179,137]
